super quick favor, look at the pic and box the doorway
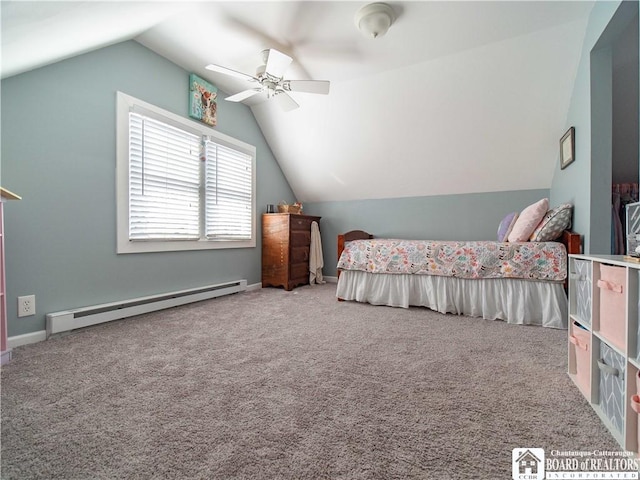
[590,1,639,254]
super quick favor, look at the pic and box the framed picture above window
[189,74,218,127]
[560,126,575,170]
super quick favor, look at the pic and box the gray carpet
[1,283,619,479]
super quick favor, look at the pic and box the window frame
[116,91,256,254]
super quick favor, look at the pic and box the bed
[336,230,581,329]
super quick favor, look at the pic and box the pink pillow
[507,198,549,242]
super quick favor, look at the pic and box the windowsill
[117,238,256,254]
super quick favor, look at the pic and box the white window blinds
[117,92,256,253]
[204,140,253,240]
[129,112,201,240]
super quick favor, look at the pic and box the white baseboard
[5,281,319,349]
[248,282,336,288]
[8,330,47,348]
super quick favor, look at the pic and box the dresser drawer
[290,216,315,231]
[290,262,309,280]
[291,230,311,247]
[291,246,309,263]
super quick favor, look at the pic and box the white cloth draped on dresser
[309,221,325,284]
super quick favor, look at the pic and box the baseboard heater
[46,279,247,337]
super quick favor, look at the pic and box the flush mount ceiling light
[355,3,395,39]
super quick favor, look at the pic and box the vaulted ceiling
[1,1,594,202]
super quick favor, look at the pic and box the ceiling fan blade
[264,49,292,79]
[226,89,263,102]
[274,91,299,112]
[285,80,330,95]
[205,64,257,83]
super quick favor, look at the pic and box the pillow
[497,212,519,242]
[529,203,573,242]
[507,198,549,242]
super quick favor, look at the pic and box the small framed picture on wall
[560,126,575,170]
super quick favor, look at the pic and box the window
[128,113,201,241]
[117,92,256,253]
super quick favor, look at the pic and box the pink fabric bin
[598,264,627,352]
[630,370,640,454]
[569,322,590,395]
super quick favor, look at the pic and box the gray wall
[550,2,620,254]
[612,14,639,184]
[1,41,295,337]
[305,189,550,277]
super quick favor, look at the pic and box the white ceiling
[1,1,594,202]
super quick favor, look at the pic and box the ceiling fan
[205,49,330,111]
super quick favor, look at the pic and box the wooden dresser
[262,213,321,291]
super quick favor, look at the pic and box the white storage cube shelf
[568,255,640,455]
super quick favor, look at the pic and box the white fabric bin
[575,260,591,326]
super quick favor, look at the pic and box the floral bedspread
[337,239,567,282]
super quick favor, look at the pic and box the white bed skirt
[336,271,568,329]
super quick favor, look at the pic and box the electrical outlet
[18,295,35,317]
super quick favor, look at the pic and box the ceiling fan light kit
[355,3,395,39]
